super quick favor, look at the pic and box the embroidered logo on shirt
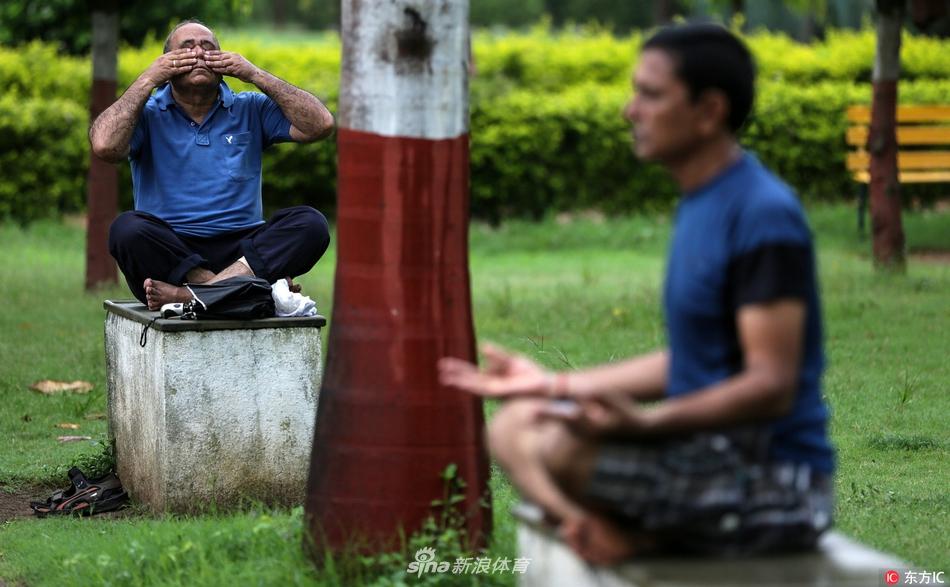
[225,135,234,144]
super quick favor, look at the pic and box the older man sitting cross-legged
[90,19,334,309]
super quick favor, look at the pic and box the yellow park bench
[846,105,950,231]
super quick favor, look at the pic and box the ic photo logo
[884,569,947,585]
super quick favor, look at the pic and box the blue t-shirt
[129,82,293,237]
[663,152,834,473]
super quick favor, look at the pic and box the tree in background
[85,0,119,289]
[860,0,945,270]
[0,0,250,54]
[867,0,906,269]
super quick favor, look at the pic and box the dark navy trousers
[108,206,330,304]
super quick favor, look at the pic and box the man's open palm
[439,344,552,398]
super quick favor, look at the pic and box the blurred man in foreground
[440,24,834,565]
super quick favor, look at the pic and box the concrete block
[104,300,326,513]
[515,504,908,587]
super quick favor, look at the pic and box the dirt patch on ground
[0,486,48,523]
[910,249,950,264]
[0,485,140,522]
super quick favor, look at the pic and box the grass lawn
[0,204,947,585]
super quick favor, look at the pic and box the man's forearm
[250,69,334,141]
[643,367,795,435]
[566,350,669,401]
[89,75,156,163]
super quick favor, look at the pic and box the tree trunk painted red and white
[868,0,906,269]
[85,4,119,289]
[305,0,491,553]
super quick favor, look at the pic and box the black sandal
[30,467,128,517]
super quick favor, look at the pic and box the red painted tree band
[306,128,491,551]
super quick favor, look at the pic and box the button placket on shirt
[191,102,221,147]
[196,117,212,146]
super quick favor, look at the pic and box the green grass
[1,204,948,584]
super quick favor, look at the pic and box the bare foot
[286,277,301,293]
[144,278,193,310]
[559,514,651,566]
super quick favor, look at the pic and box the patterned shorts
[584,429,834,556]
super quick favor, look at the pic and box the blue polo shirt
[663,152,834,473]
[129,82,293,237]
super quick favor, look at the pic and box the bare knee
[538,423,597,498]
[486,400,595,490]
[486,399,546,466]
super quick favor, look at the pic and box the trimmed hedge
[2,29,950,223]
[5,28,950,101]
[0,95,87,223]
[471,27,950,90]
[470,83,658,222]
[470,79,950,222]
[0,41,89,99]
[749,79,950,204]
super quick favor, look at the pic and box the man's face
[623,49,705,164]
[168,23,221,89]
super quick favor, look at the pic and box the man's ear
[696,89,731,137]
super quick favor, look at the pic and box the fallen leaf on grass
[84,412,106,421]
[29,380,93,395]
[56,423,80,430]
[57,436,93,443]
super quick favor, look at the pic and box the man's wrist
[547,372,571,398]
[138,73,160,92]
[247,66,267,87]
[640,402,671,435]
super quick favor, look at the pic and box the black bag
[181,276,276,320]
[140,276,276,347]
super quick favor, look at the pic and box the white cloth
[271,279,318,317]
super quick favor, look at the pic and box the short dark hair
[163,19,219,53]
[643,24,755,133]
